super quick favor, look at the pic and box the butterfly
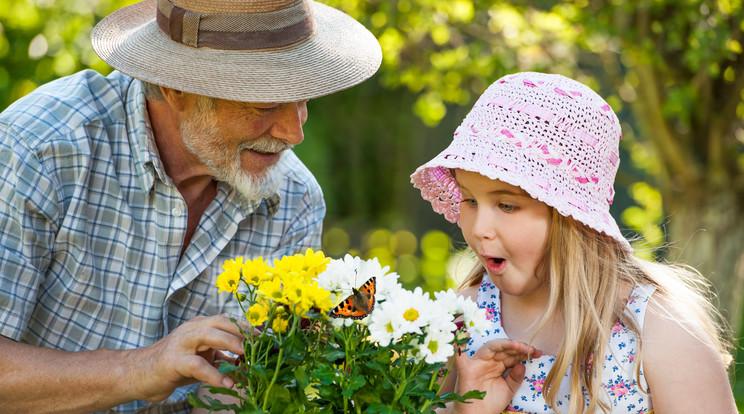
[329,277,376,319]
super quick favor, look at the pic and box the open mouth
[484,256,507,273]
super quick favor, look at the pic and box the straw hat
[92,0,382,102]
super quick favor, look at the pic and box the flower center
[385,322,394,333]
[427,340,439,354]
[403,308,420,322]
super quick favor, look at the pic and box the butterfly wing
[330,277,376,319]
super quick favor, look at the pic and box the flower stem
[419,368,440,412]
[261,347,284,410]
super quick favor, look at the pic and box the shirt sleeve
[0,123,60,340]
[277,176,326,255]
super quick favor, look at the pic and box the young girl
[411,72,737,413]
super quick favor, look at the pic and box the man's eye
[461,198,477,207]
[499,203,517,213]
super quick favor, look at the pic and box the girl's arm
[643,295,737,413]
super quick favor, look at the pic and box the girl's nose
[269,100,307,146]
[472,207,498,240]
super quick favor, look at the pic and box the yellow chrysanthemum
[273,254,305,275]
[272,316,289,333]
[283,276,314,315]
[216,269,241,293]
[257,278,285,303]
[306,284,333,313]
[242,256,271,286]
[246,302,269,326]
[216,257,245,293]
[302,248,330,277]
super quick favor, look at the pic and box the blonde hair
[460,208,732,413]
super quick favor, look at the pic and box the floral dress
[466,277,655,413]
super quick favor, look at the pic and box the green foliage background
[2,0,744,409]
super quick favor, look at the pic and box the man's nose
[269,101,307,146]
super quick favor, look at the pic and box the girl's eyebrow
[488,189,529,197]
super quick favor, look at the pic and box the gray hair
[142,81,165,100]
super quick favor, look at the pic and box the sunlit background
[1,0,743,408]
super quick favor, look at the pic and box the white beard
[179,99,287,203]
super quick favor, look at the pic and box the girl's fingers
[504,363,527,393]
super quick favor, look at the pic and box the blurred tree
[1,0,742,335]
[322,0,744,336]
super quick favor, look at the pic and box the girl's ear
[159,86,188,113]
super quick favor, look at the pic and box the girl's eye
[461,198,477,207]
[499,202,517,213]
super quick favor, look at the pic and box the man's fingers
[181,355,234,388]
[190,328,244,355]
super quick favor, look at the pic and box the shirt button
[172,207,183,217]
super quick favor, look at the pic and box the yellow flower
[272,316,289,333]
[273,254,305,275]
[302,248,330,277]
[306,284,333,313]
[216,257,244,293]
[246,302,269,326]
[257,278,285,304]
[242,256,271,286]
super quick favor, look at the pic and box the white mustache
[240,137,292,154]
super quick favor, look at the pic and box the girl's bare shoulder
[458,284,479,301]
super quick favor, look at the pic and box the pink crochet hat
[411,72,631,251]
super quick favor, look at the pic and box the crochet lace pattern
[411,72,631,251]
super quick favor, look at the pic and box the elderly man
[0,0,380,412]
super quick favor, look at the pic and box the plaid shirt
[0,70,325,413]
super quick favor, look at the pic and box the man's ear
[160,86,187,112]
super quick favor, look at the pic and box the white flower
[418,329,455,364]
[460,298,489,336]
[368,303,402,346]
[389,287,434,336]
[426,303,457,336]
[317,255,403,316]
[433,289,463,315]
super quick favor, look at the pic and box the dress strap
[624,283,656,329]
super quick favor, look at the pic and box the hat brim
[92,0,382,102]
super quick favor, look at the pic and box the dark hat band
[156,0,315,50]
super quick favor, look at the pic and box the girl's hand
[454,339,541,414]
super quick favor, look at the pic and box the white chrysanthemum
[433,289,463,315]
[317,255,403,310]
[389,287,434,336]
[460,298,489,336]
[368,303,402,346]
[331,317,355,328]
[418,329,455,364]
[426,301,457,336]
[316,254,360,298]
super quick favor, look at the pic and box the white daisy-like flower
[367,302,402,346]
[418,329,455,364]
[460,298,489,336]
[389,287,434,336]
[426,301,457,336]
[433,289,463,315]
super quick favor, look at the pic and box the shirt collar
[124,76,168,192]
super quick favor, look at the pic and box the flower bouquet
[189,249,488,413]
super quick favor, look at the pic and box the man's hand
[453,339,541,414]
[133,314,246,402]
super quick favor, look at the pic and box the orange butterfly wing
[330,277,376,319]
